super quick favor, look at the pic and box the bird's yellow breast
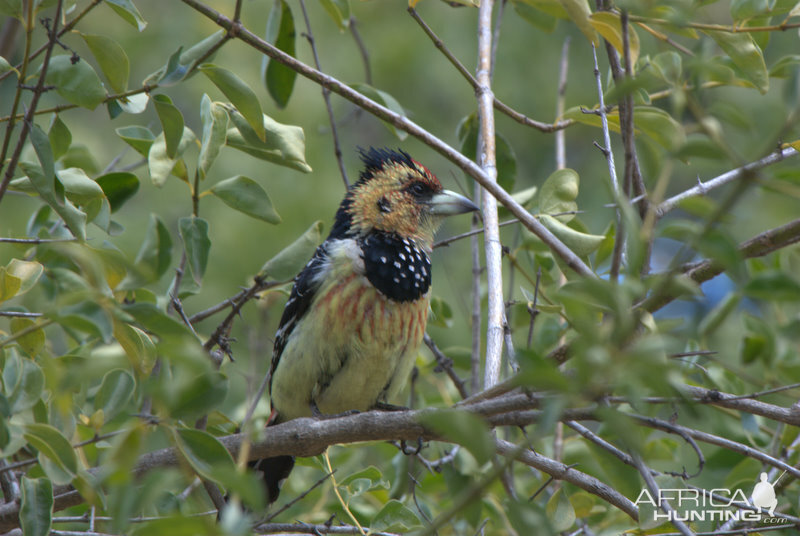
[269,242,429,421]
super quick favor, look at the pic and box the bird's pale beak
[429,189,480,216]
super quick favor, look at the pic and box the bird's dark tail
[250,455,295,505]
[249,409,294,505]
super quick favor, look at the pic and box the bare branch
[656,147,798,217]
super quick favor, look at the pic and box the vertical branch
[470,210,483,395]
[555,37,570,171]
[476,0,504,389]
[299,0,349,188]
[589,44,623,281]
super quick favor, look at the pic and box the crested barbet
[254,147,479,504]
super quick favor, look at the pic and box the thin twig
[299,0,349,188]
[406,7,573,133]
[424,333,470,399]
[348,16,372,85]
[263,471,334,522]
[631,453,695,536]
[656,146,798,217]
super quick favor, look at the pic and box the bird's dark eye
[408,182,428,197]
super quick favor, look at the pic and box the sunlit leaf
[263,0,297,108]
[147,127,197,187]
[209,175,281,224]
[538,215,604,257]
[589,11,640,66]
[10,317,45,357]
[559,0,598,45]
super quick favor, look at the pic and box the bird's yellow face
[347,155,477,249]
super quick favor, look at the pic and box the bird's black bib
[361,232,431,302]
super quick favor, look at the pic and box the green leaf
[429,296,454,328]
[538,215,604,257]
[538,168,579,220]
[263,0,297,108]
[198,95,228,178]
[370,500,422,533]
[743,271,800,301]
[340,466,388,497]
[0,0,23,19]
[57,168,105,205]
[116,125,155,157]
[45,55,107,110]
[589,12,640,66]
[209,175,281,224]
[419,410,494,465]
[7,259,43,295]
[19,477,53,536]
[17,162,87,241]
[51,300,114,343]
[456,113,517,192]
[147,127,197,187]
[174,428,235,481]
[0,267,21,302]
[137,214,173,281]
[153,94,185,160]
[29,122,56,188]
[769,54,800,77]
[634,107,686,151]
[260,221,323,280]
[11,317,45,357]
[731,0,774,20]
[706,30,769,93]
[23,423,78,475]
[350,83,408,140]
[512,1,558,33]
[144,31,224,86]
[225,110,312,172]
[81,33,130,93]
[560,0,598,45]
[96,172,140,212]
[104,0,147,31]
[48,115,72,160]
[318,0,350,30]
[95,369,136,422]
[179,217,212,283]
[200,64,265,142]
[4,351,44,413]
[546,488,577,532]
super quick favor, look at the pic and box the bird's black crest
[357,147,417,183]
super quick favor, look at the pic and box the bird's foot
[374,401,408,412]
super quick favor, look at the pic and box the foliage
[2,0,800,535]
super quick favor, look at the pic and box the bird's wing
[269,243,329,386]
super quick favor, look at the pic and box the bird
[251,147,479,505]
